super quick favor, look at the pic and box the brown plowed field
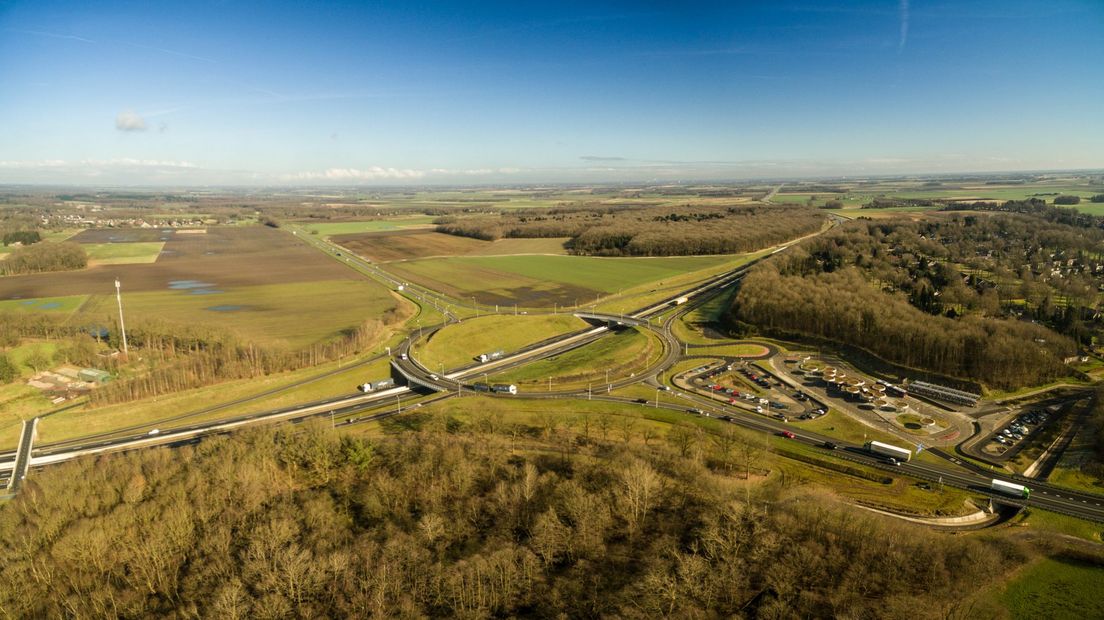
[0,227,358,299]
[331,229,569,262]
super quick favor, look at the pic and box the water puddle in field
[168,280,215,289]
[168,279,222,295]
[206,305,247,312]
[14,299,62,310]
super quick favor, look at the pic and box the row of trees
[0,241,87,275]
[0,413,1041,618]
[1,230,41,246]
[436,204,826,256]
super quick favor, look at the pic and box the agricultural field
[331,229,569,262]
[0,226,359,300]
[388,253,735,307]
[0,294,87,314]
[83,241,165,265]
[299,215,438,236]
[0,226,406,349]
[76,279,404,349]
[413,314,587,372]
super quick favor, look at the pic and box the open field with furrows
[74,279,404,348]
[387,253,735,307]
[413,314,588,372]
[487,327,661,389]
[0,226,361,300]
[331,229,569,262]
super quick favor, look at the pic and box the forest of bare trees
[435,204,825,256]
[0,415,1054,618]
[730,214,1094,389]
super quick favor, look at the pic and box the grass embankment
[413,314,587,372]
[488,327,662,390]
[980,557,1104,619]
[35,356,395,445]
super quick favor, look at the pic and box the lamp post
[114,279,129,359]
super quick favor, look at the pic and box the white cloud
[287,167,426,181]
[115,110,147,132]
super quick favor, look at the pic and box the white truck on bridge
[864,440,912,463]
[991,479,1030,499]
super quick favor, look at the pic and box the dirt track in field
[0,227,359,299]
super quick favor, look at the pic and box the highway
[7,220,1104,523]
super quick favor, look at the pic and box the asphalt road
[9,219,1104,522]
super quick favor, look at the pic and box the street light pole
[114,279,129,359]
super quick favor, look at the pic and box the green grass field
[0,294,88,314]
[391,253,739,308]
[83,242,165,264]
[488,327,661,389]
[301,216,437,236]
[413,314,587,372]
[997,557,1104,619]
[76,279,403,348]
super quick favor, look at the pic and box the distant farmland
[0,226,403,348]
[0,226,359,299]
[331,229,569,262]
[387,253,734,307]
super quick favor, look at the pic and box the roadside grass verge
[36,356,396,445]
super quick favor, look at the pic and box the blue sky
[1,0,1102,185]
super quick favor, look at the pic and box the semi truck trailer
[864,440,912,463]
[990,479,1030,499]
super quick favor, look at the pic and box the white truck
[990,479,1030,499]
[864,440,912,463]
[357,378,395,393]
[478,350,505,363]
[491,384,518,395]
[674,296,689,305]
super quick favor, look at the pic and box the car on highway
[147,429,160,436]
[636,398,649,404]
[780,431,796,439]
[429,374,438,380]
[822,441,837,450]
